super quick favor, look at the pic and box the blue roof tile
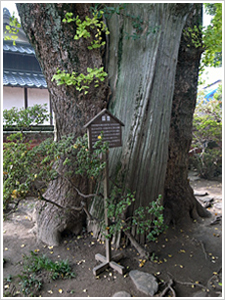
[3,43,35,55]
[3,70,47,88]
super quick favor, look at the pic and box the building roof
[3,7,47,89]
[3,70,47,88]
[3,42,35,55]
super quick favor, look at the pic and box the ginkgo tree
[11,3,220,248]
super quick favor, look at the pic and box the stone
[129,270,158,296]
[112,291,131,297]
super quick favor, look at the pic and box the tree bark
[89,4,193,236]
[163,4,211,225]
[16,3,205,247]
[17,3,109,245]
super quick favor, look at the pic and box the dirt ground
[2,172,223,298]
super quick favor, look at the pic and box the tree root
[155,278,176,297]
[199,240,208,260]
[167,272,209,291]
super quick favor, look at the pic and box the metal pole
[103,150,111,262]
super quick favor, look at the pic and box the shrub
[190,86,222,179]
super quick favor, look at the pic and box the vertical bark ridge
[89,4,192,239]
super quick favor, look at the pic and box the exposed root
[155,278,176,297]
[199,240,208,260]
[168,272,209,291]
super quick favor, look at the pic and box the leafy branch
[52,67,107,94]
[4,13,21,45]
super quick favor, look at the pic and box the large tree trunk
[17,3,204,247]
[89,4,193,239]
[17,3,109,245]
[163,4,211,225]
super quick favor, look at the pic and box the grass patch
[4,251,75,297]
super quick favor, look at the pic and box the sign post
[84,109,125,276]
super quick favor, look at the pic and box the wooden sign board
[84,109,124,151]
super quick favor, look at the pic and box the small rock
[129,270,158,296]
[112,291,131,297]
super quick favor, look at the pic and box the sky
[2,1,223,86]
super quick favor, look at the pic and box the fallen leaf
[34,249,40,253]
[4,248,8,251]
[168,254,172,257]
[21,244,25,248]
[179,249,186,253]
[58,289,63,293]
[180,265,184,268]
[50,251,54,254]
[48,290,53,294]
[67,247,70,250]
[4,285,9,289]
[83,289,87,293]
[48,246,53,249]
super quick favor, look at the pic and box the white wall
[3,87,24,110]
[3,86,52,125]
[28,88,49,110]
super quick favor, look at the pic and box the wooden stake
[93,151,125,276]
[103,151,111,262]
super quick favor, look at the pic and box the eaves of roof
[3,42,35,55]
[3,70,47,89]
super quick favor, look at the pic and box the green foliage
[190,88,222,178]
[107,191,167,242]
[132,195,167,242]
[3,105,52,212]
[183,3,222,76]
[90,3,128,19]
[17,251,75,296]
[63,10,109,50]
[3,104,49,130]
[52,67,107,93]
[4,13,21,45]
[203,3,222,67]
[23,251,75,280]
[3,106,109,214]
[54,9,109,93]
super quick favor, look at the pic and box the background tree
[16,3,210,246]
[202,3,222,68]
